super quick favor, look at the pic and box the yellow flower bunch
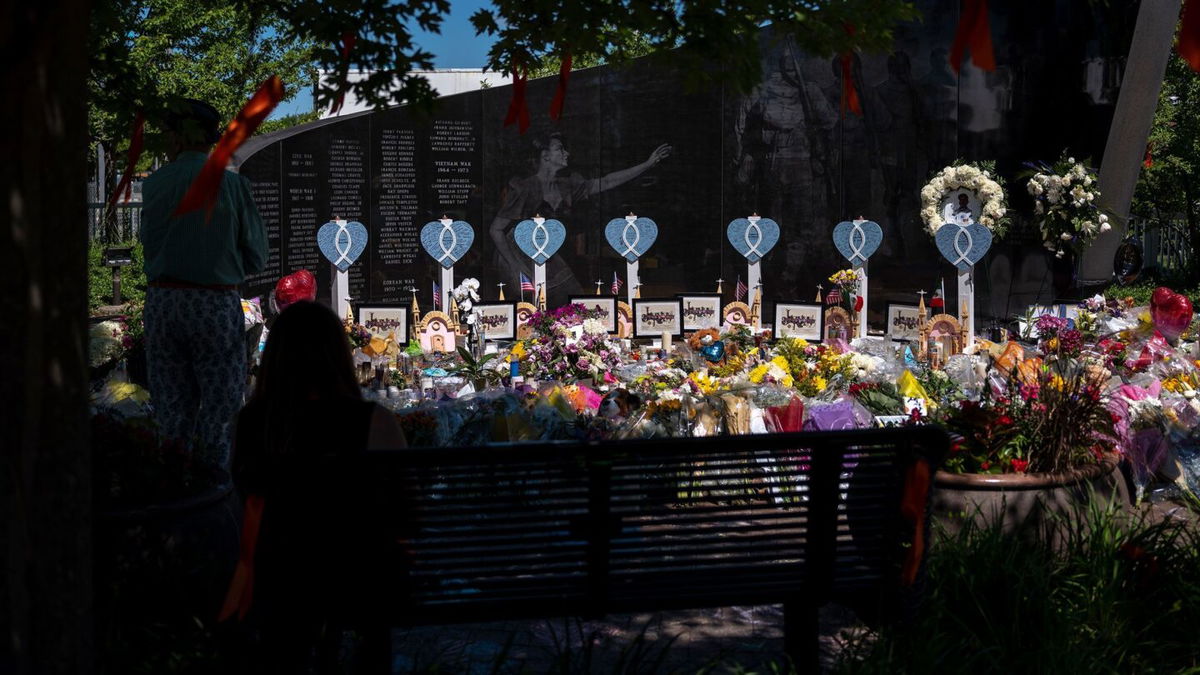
[510,341,527,360]
[829,269,860,285]
[1162,372,1199,394]
[688,371,720,395]
[748,357,794,388]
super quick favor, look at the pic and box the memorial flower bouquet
[828,268,861,312]
[1025,155,1110,258]
[520,303,622,382]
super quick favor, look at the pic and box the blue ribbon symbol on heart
[935,221,993,271]
[832,219,883,265]
[420,219,475,269]
[514,218,566,265]
[317,220,368,272]
[726,217,780,263]
[605,216,658,262]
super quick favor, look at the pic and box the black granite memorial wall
[236,0,1137,327]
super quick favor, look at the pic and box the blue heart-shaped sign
[935,222,993,271]
[832,219,883,265]
[726,217,780,263]
[317,220,368,272]
[420,219,475,269]
[514,218,566,265]
[605,216,658,262]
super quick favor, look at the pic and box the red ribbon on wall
[549,52,573,120]
[949,0,996,75]
[840,54,862,117]
[106,110,145,213]
[218,494,266,621]
[1180,0,1200,72]
[173,75,284,219]
[330,31,358,115]
[504,66,530,134]
[839,24,862,117]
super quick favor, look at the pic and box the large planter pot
[932,459,1130,536]
[95,483,240,624]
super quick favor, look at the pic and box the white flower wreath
[919,163,1009,240]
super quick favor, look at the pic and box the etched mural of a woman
[489,133,671,301]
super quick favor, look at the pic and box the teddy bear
[687,328,728,366]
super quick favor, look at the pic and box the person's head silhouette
[255,301,361,405]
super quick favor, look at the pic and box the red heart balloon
[275,269,317,310]
[1150,287,1193,343]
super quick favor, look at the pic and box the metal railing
[1128,218,1193,276]
[88,202,143,243]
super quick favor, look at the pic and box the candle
[661,331,672,352]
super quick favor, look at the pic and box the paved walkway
[392,604,863,674]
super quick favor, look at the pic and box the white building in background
[318,69,511,118]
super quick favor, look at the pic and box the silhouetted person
[228,301,405,672]
[141,97,267,469]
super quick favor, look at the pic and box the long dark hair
[251,301,361,456]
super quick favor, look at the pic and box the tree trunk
[1,1,94,673]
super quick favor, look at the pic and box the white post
[439,216,454,311]
[440,267,453,313]
[856,260,868,337]
[534,263,546,300]
[746,261,761,304]
[626,261,638,307]
[331,218,350,320]
[958,266,975,346]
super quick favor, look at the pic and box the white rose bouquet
[1025,154,1110,258]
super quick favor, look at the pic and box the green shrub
[835,501,1200,674]
[89,240,146,311]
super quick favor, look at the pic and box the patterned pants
[144,287,245,469]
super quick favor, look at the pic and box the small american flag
[520,273,534,293]
[432,281,441,309]
[825,287,842,306]
[611,271,623,295]
[735,275,747,302]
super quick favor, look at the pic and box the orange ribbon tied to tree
[106,110,146,215]
[173,75,285,219]
[949,0,996,74]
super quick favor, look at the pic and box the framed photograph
[568,295,618,334]
[473,302,517,341]
[939,189,981,226]
[772,302,823,341]
[678,293,723,332]
[633,298,684,338]
[886,304,922,342]
[358,305,408,340]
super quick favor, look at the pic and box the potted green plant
[450,346,500,392]
[931,358,1127,532]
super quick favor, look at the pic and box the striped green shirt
[141,151,268,286]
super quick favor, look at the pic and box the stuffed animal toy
[599,388,642,420]
[687,328,727,365]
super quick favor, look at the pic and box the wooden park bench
[255,426,948,673]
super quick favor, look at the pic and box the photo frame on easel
[358,305,408,340]
[772,302,823,341]
[678,293,723,332]
[632,298,684,338]
[473,302,517,341]
[568,295,619,334]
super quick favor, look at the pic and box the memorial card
[633,299,684,338]
[773,303,823,341]
[887,304,922,342]
[358,306,407,340]
[678,294,722,331]
[474,302,517,341]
